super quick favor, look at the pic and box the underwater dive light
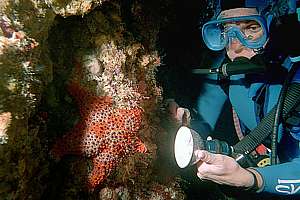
[174,126,233,168]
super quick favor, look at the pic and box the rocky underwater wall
[0,0,186,199]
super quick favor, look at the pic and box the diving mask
[202,15,268,51]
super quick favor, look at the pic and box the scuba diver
[170,0,300,196]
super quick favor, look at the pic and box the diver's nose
[228,38,244,53]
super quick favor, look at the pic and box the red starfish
[50,82,147,189]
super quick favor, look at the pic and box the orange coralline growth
[50,82,146,189]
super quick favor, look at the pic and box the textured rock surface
[46,0,109,16]
[0,1,55,199]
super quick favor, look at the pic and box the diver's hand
[195,150,263,189]
[166,99,190,126]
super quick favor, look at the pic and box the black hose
[192,56,266,76]
[270,65,299,164]
[233,82,300,155]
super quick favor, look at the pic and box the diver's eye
[246,24,262,33]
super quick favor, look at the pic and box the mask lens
[202,22,227,51]
[232,20,263,42]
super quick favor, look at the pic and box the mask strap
[266,14,273,30]
[213,0,222,19]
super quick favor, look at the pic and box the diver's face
[219,8,264,61]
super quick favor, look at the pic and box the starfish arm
[134,137,147,153]
[67,82,89,105]
[67,82,94,116]
[67,82,113,118]
[87,151,119,189]
[50,122,87,160]
[113,107,143,132]
[50,123,111,160]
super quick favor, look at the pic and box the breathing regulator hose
[233,65,300,164]
[271,65,300,164]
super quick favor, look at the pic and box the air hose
[233,71,300,158]
[192,56,266,77]
[270,64,300,164]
